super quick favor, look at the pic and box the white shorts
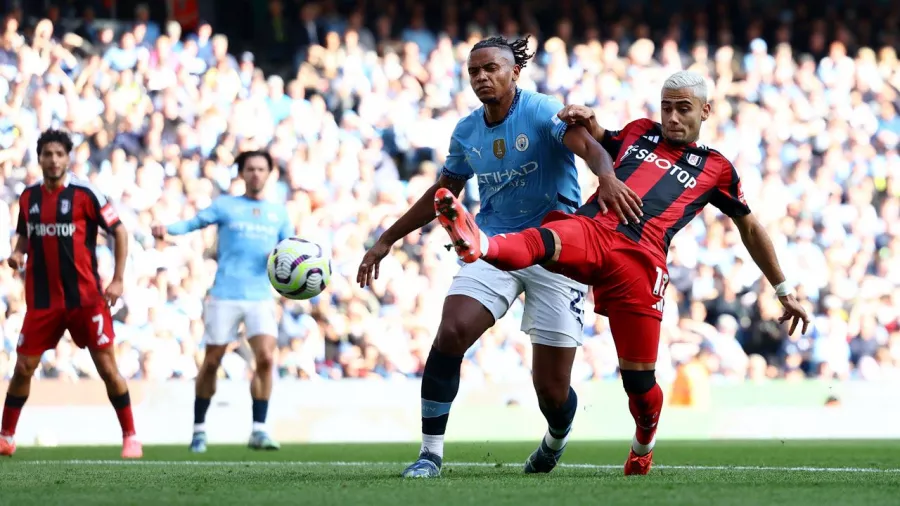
[202,298,279,346]
[447,260,588,347]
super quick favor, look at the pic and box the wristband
[774,281,794,297]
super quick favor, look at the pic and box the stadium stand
[0,0,898,384]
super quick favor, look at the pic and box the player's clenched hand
[7,252,25,271]
[557,105,595,128]
[595,173,643,225]
[150,222,167,240]
[357,238,391,288]
[777,294,810,336]
[105,278,124,306]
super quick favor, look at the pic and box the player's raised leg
[76,305,142,459]
[246,301,280,450]
[402,294,498,478]
[608,312,663,475]
[435,189,595,284]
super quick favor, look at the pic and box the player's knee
[620,369,657,395]
[434,319,479,355]
[202,346,227,368]
[202,355,223,373]
[13,358,39,379]
[255,352,274,372]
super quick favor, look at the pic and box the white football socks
[421,434,445,458]
[193,423,206,434]
[632,434,656,456]
[543,429,570,451]
[479,231,490,256]
[252,422,267,433]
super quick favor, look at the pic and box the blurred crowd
[0,1,899,385]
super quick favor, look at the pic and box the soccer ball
[267,237,331,300]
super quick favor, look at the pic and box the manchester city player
[357,36,643,477]
[152,150,294,453]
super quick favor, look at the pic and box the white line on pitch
[12,460,900,473]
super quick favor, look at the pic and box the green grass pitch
[1,441,898,505]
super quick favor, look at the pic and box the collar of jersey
[41,171,72,193]
[482,88,521,129]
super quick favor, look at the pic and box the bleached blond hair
[662,70,709,103]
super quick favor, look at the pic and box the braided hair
[471,36,535,68]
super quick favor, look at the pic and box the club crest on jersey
[515,133,529,152]
[60,199,70,215]
[252,208,261,217]
[493,138,506,159]
[687,154,701,167]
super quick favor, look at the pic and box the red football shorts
[17,304,116,356]
[540,211,667,363]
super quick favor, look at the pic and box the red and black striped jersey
[579,118,751,261]
[16,174,122,310]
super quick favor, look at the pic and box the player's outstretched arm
[563,125,643,224]
[732,213,809,335]
[357,175,467,288]
[151,200,222,240]
[558,105,606,143]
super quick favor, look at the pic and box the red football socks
[627,383,663,446]
[484,228,548,271]
[109,392,137,437]
[1,394,27,437]
[116,405,136,438]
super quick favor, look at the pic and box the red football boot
[434,188,483,263]
[0,436,16,457]
[624,448,653,475]
[122,435,143,459]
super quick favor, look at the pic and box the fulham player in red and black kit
[0,130,142,458]
[433,70,809,475]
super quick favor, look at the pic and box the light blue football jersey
[441,88,580,236]
[167,195,294,301]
